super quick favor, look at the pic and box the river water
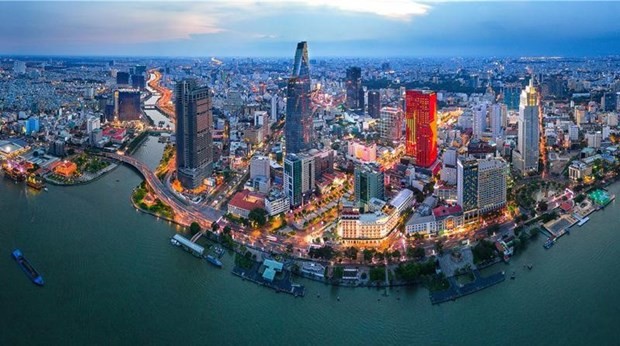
[1,136,619,345]
[144,74,173,129]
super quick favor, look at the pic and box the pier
[429,270,505,305]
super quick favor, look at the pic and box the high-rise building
[354,164,384,207]
[116,90,141,121]
[285,41,313,154]
[116,71,130,85]
[512,79,540,174]
[490,103,505,139]
[86,116,100,134]
[367,90,381,118]
[457,157,479,216]
[131,74,146,90]
[379,107,402,146]
[586,131,602,148]
[501,85,520,110]
[250,155,271,180]
[405,90,438,167]
[601,93,617,112]
[473,103,487,139]
[345,67,364,113]
[477,157,508,214]
[284,153,315,207]
[175,79,213,190]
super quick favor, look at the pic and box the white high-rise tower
[512,78,540,174]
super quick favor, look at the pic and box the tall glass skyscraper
[512,78,540,175]
[285,41,313,154]
[175,79,213,190]
[345,66,363,113]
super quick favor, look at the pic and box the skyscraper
[285,41,313,154]
[175,79,213,190]
[512,78,540,174]
[354,164,385,207]
[116,89,141,121]
[477,157,508,214]
[367,90,381,118]
[457,157,479,215]
[379,106,402,146]
[345,67,363,113]
[284,153,315,207]
[405,90,438,168]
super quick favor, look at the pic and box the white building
[265,189,290,216]
[568,124,580,141]
[86,116,100,134]
[512,79,540,175]
[477,157,508,214]
[250,155,271,180]
[379,107,402,146]
[586,131,602,149]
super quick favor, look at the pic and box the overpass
[104,153,222,229]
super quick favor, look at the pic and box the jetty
[429,270,505,305]
[232,259,305,297]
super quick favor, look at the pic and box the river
[144,73,173,129]
[1,136,619,345]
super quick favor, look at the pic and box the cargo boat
[12,249,44,286]
[206,255,223,268]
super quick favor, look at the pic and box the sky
[1,1,620,57]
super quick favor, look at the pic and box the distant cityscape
[2,41,620,296]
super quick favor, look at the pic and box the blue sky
[1,1,620,57]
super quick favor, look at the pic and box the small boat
[12,249,44,286]
[205,255,223,268]
[170,238,180,246]
[543,238,555,249]
[527,264,533,270]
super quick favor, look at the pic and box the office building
[116,89,141,121]
[457,157,479,218]
[512,79,540,175]
[405,90,438,167]
[116,71,130,85]
[86,116,100,134]
[250,155,271,180]
[285,41,313,154]
[379,106,402,146]
[175,79,214,190]
[354,164,384,207]
[367,90,381,118]
[345,67,364,113]
[477,157,508,214]
[284,153,315,207]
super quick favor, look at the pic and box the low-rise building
[265,189,290,216]
[227,190,265,219]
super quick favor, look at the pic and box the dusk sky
[2,1,620,57]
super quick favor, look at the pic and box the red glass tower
[405,90,437,168]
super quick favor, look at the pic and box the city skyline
[2,1,620,57]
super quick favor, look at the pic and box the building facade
[379,106,402,146]
[175,79,213,190]
[285,41,313,154]
[405,90,438,167]
[512,79,540,175]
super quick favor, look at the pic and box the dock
[429,270,505,305]
[232,260,305,297]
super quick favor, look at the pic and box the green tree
[248,208,268,227]
[344,246,358,260]
[223,225,232,235]
[189,222,201,236]
[211,222,220,233]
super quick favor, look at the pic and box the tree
[537,201,548,212]
[344,246,358,260]
[407,246,425,259]
[189,222,201,236]
[248,208,268,227]
[362,249,375,262]
[211,222,220,233]
[223,225,232,235]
